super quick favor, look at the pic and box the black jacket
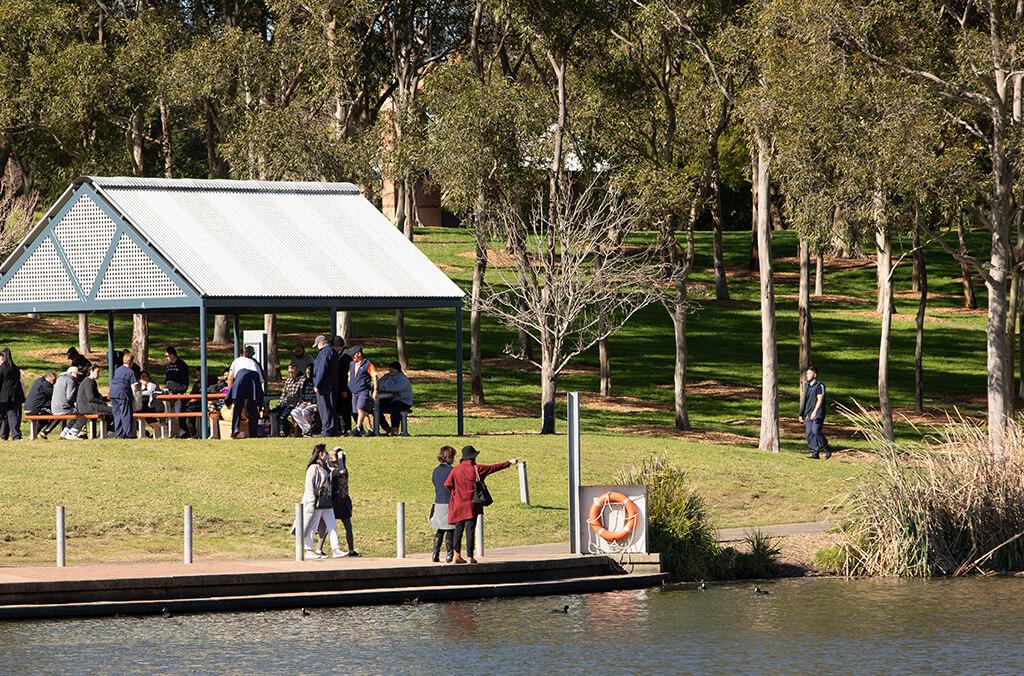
[76,378,111,414]
[165,358,190,392]
[0,362,25,405]
[25,377,53,412]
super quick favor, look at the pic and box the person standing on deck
[799,366,831,460]
[109,352,139,439]
[312,335,339,437]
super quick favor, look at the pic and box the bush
[616,454,720,581]
[840,415,1024,577]
[813,545,846,574]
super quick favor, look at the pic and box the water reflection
[1,578,1023,673]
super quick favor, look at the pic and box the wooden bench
[25,414,104,440]
[134,411,205,439]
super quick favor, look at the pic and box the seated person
[136,371,159,412]
[290,364,319,436]
[75,365,112,427]
[275,363,305,436]
[25,370,59,439]
[377,361,414,435]
[51,366,84,440]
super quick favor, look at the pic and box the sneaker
[804,453,819,459]
[468,557,478,564]
[823,450,832,460]
[332,549,348,558]
[38,431,48,440]
[304,549,324,559]
[348,551,360,558]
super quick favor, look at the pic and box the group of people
[297,442,517,564]
[21,345,192,440]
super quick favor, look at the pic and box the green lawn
[0,224,994,564]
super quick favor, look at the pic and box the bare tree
[480,181,660,433]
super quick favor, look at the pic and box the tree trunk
[671,278,690,431]
[1018,305,1024,402]
[131,314,149,371]
[958,219,977,309]
[78,314,90,355]
[336,311,353,343]
[470,222,487,405]
[159,97,173,178]
[264,313,279,380]
[749,153,759,271]
[986,119,1013,459]
[212,315,229,344]
[685,200,696,270]
[911,227,921,293]
[798,238,812,377]
[129,108,145,176]
[395,309,409,371]
[814,249,824,296]
[595,250,611,397]
[914,228,927,413]
[876,229,894,441]
[1008,271,1020,411]
[755,135,779,453]
[540,347,557,434]
[709,135,730,300]
[769,184,784,231]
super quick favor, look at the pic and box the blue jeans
[806,417,829,455]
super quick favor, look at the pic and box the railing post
[183,505,193,564]
[295,503,304,561]
[475,513,484,558]
[56,505,65,567]
[396,501,406,558]
[518,461,530,505]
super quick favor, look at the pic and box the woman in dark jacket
[0,347,25,440]
[444,445,518,564]
[429,445,457,563]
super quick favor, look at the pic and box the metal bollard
[295,503,304,561]
[397,502,406,558]
[183,505,193,564]
[518,461,530,505]
[56,505,65,567]
[475,513,484,558]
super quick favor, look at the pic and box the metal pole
[455,305,464,436]
[519,461,530,505]
[567,392,581,554]
[232,313,240,359]
[396,501,406,558]
[295,503,304,561]
[329,306,338,339]
[183,505,193,564]
[56,505,65,567]
[200,303,209,439]
[107,312,115,384]
[475,513,484,557]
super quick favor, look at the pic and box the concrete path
[714,521,832,542]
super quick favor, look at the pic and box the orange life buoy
[587,491,639,542]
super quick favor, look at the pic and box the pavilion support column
[330,306,338,338]
[456,305,464,436]
[200,304,209,439]
[107,312,115,384]
[232,313,240,359]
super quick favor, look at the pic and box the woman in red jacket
[444,445,518,564]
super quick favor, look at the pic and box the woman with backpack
[299,443,343,559]
[444,445,518,564]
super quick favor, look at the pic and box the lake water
[1,577,1023,673]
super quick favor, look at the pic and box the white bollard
[475,513,484,558]
[518,461,530,505]
[397,502,406,558]
[295,503,304,561]
[56,505,65,567]
[183,505,193,564]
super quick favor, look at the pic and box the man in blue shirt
[798,366,831,459]
[109,352,139,438]
[312,335,339,436]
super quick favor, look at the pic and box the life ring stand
[587,491,639,542]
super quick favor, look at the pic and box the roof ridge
[82,176,361,195]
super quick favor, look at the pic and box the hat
[311,335,327,348]
[346,344,364,356]
[460,445,480,460]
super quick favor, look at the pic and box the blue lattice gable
[0,184,198,313]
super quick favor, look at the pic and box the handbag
[471,466,493,507]
[314,468,333,509]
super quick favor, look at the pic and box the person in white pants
[300,443,342,558]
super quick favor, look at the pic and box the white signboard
[579,484,648,554]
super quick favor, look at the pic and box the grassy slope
[0,226,991,563]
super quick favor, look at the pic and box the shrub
[616,454,720,581]
[812,545,846,574]
[840,415,1024,577]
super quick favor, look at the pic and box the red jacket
[445,459,511,523]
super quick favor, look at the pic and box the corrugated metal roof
[82,177,464,301]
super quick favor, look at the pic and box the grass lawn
[0,223,994,564]
[0,434,863,564]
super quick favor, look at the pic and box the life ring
[587,491,639,542]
